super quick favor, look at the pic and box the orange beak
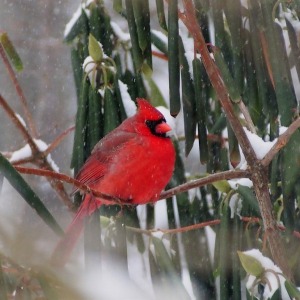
[155,122,172,134]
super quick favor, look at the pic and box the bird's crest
[136,98,165,121]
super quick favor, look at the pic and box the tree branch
[0,44,37,137]
[261,117,300,167]
[159,169,249,199]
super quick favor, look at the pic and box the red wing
[73,129,136,191]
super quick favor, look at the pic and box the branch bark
[181,0,293,279]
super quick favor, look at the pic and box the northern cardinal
[51,98,175,266]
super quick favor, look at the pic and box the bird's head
[136,98,172,138]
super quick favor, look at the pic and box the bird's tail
[50,194,98,267]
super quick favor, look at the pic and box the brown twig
[0,94,39,153]
[0,94,72,209]
[0,44,37,137]
[127,219,221,236]
[159,169,250,199]
[261,117,300,167]
[15,167,249,204]
[181,0,292,279]
[181,1,257,167]
[126,216,300,239]
[44,125,75,156]
[237,100,257,134]
[152,50,168,61]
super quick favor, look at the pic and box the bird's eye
[145,119,168,137]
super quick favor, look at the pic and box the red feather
[51,99,175,266]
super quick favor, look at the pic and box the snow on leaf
[15,113,27,128]
[118,80,136,117]
[10,144,32,162]
[228,178,253,190]
[242,249,289,300]
[243,128,277,160]
[110,21,130,42]
[10,139,59,173]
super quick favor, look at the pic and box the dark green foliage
[3,1,300,299]
[0,154,63,236]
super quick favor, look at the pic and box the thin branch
[44,125,75,156]
[261,117,300,167]
[181,0,258,166]
[181,0,292,279]
[152,50,168,61]
[160,170,250,199]
[14,166,126,205]
[0,44,37,137]
[15,167,250,204]
[237,100,257,134]
[127,219,221,236]
[0,94,39,153]
[126,216,300,239]
[0,93,71,208]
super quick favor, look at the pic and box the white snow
[118,80,136,117]
[83,56,97,86]
[228,178,253,190]
[10,144,32,162]
[64,3,90,38]
[151,29,168,45]
[15,113,27,128]
[279,126,288,135]
[229,193,242,218]
[9,139,59,172]
[244,128,277,160]
[111,21,130,42]
[243,249,289,300]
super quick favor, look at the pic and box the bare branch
[159,170,250,199]
[0,44,37,137]
[44,125,75,156]
[0,94,39,153]
[261,117,300,167]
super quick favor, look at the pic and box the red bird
[51,99,175,266]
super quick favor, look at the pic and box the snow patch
[64,3,90,38]
[244,249,289,300]
[118,80,136,117]
[15,113,27,128]
[244,128,277,159]
[111,21,130,42]
[10,139,59,172]
[228,178,253,190]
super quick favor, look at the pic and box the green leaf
[64,9,89,43]
[113,0,123,13]
[168,0,180,116]
[71,78,90,174]
[284,279,300,299]
[88,34,103,62]
[213,50,240,103]
[0,153,63,236]
[144,76,166,107]
[237,251,264,277]
[179,37,196,156]
[155,0,168,31]
[87,85,103,152]
[125,0,144,72]
[103,88,120,134]
[0,257,8,300]
[212,180,231,193]
[0,32,23,72]
[151,31,168,55]
[37,273,59,300]
[237,185,260,216]
[193,58,209,164]
[151,237,191,300]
